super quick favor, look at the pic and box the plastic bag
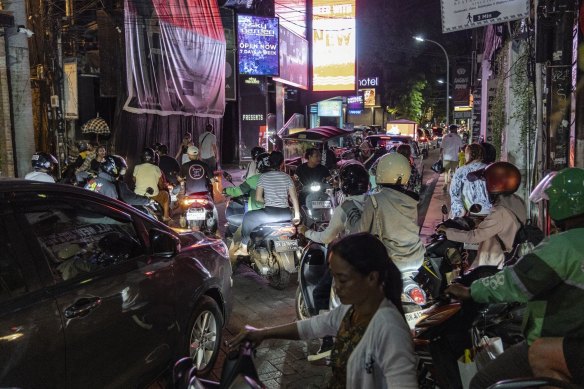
[431,159,444,173]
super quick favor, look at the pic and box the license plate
[186,208,206,221]
[311,200,331,209]
[464,242,479,250]
[274,240,298,252]
[405,309,427,329]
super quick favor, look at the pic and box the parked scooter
[173,341,263,389]
[222,173,300,290]
[178,182,219,235]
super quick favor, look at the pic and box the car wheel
[184,296,223,376]
[295,286,311,320]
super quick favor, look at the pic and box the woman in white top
[229,233,418,388]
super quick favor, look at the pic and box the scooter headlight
[309,184,321,192]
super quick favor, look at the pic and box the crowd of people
[22,122,584,389]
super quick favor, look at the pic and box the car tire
[184,296,223,376]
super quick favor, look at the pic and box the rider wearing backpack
[437,161,527,268]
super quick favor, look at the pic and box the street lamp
[414,36,450,125]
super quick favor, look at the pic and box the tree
[397,79,427,121]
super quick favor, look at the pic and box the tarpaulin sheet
[123,0,226,118]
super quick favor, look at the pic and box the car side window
[0,222,29,303]
[21,198,143,282]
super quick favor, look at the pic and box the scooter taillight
[182,197,209,206]
[405,285,427,306]
[274,226,296,235]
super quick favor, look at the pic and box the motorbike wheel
[183,296,223,376]
[268,253,291,290]
[295,286,311,320]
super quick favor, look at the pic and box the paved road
[202,148,442,387]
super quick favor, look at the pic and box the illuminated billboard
[273,26,308,90]
[317,100,342,116]
[275,0,307,38]
[237,15,279,76]
[361,88,376,106]
[347,94,363,110]
[312,0,356,91]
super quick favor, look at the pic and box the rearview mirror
[441,204,449,215]
[222,171,233,181]
[150,228,180,257]
[469,204,483,214]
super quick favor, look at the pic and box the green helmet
[530,168,584,221]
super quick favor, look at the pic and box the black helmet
[340,163,369,196]
[141,148,155,163]
[251,146,267,161]
[256,152,271,173]
[31,152,58,171]
[100,155,128,178]
[77,140,89,152]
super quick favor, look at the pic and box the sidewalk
[419,171,451,243]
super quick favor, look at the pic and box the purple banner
[237,15,279,76]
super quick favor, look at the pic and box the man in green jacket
[446,168,584,389]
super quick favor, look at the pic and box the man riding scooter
[85,155,150,207]
[177,146,216,231]
[25,152,58,183]
[133,147,171,222]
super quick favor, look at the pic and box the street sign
[440,0,529,33]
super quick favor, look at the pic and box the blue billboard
[237,15,279,76]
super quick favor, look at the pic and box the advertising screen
[312,0,356,91]
[237,15,279,76]
[347,94,363,110]
[318,100,342,116]
[273,26,309,90]
[275,0,307,38]
[361,88,376,106]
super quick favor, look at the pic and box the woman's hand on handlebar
[444,283,472,301]
[228,325,266,351]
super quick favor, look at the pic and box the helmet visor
[529,171,558,203]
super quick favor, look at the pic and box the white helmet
[187,146,199,156]
[375,153,411,185]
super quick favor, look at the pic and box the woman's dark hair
[328,233,405,317]
[269,151,284,169]
[304,147,320,160]
[465,143,484,163]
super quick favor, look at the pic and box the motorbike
[414,265,525,389]
[298,179,337,230]
[222,173,300,290]
[295,236,432,330]
[178,181,219,235]
[173,341,263,389]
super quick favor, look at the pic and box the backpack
[496,212,545,266]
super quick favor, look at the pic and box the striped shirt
[258,171,294,208]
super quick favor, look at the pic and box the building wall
[0,36,15,177]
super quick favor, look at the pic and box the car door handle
[64,297,102,319]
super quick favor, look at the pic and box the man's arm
[305,206,345,244]
[444,209,503,244]
[288,185,300,222]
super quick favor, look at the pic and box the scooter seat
[226,213,244,227]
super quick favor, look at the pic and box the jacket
[358,187,425,272]
[445,194,526,268]
[449,160,491,218]
[471,228,584,344]
[297,299,418,388]
[224,174,262,211]
[305,194,366,244]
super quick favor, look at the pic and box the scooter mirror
[441,204,449,215]
[469,204,482,214]
[222,171,233,181]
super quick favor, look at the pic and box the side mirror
[441,204,449,215]
[150,228,180,257]
[469,204,482,214]
[222,171,233,181]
